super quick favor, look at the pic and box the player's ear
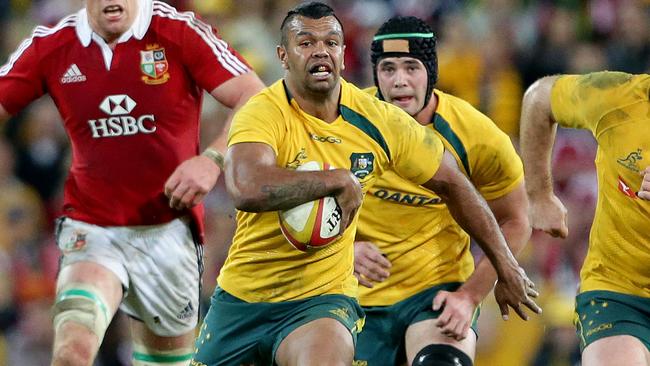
[277,45,289,70]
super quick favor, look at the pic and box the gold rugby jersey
[551,71,650,297]
[218,79,444,302]
[358,87,523,306]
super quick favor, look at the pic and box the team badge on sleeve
[350,153,375,179]
[140,45,170,85]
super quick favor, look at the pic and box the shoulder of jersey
[435,89,499,132]
[349,83,393,113]
[233,83,285,121]
[150,2,197,31]
[436,89,479,113]
[26,14,78,49]
[248,82,285,108]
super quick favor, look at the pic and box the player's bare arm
[164,72,265,210]
[353,241,391,288]
[470,183,532,302]
[433,183,533,340]
[520,76,569,238]
[207,72,266,152]
[225,142,362,232]
[422,151,541,322]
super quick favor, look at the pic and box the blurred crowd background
[0,0,648,365]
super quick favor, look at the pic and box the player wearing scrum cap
[353,16,535,366]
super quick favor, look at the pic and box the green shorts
[191,287,364,366]
[575,290,650,352]
[354,282,479,366]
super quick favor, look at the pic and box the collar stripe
[432,113,470,175]
[340,105,391,160]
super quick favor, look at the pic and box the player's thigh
[56,261,124,314]
[130,319,195,349]
[405,318,477,366]
[275,317,354,366]
[275,294,363,366]
[52,261,124,359]
[575,289,650,361]
[191,288,270,366]
[120,217,203,338]
[55,217,126,314]
[582,335,650,366]
[130,319,195,365]
[354,306,404,366]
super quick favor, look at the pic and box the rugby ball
[279,161,343,251]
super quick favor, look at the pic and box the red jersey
[0,1,251,241]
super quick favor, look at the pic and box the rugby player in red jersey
[0,0,263,365]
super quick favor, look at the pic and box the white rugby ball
[279,161,342,251]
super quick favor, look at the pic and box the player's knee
[132,342,194,366]
[52,283,111,345]
[412,344,473,366]
[52,339,96,366]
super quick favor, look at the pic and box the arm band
[202,148,224,168]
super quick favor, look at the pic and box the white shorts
[55,216,203,337]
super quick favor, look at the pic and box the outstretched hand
[164,155,220,210]
[353,241,391,288]
[529,194,568,238]
[494,265,541,321]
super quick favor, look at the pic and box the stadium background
[0,0,648,365]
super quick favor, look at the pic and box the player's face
[86,0,139,42]
[279,15,345,96]
[376,57,428,116]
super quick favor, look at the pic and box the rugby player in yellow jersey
[352,16,536,366]
[521,71,650,365]
[191,3,539,366]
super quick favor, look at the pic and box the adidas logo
[177,301,195,320]
[61,64,86,84]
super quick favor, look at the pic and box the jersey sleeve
[386,104,444,185]
[469,121,524,200]
[228,93,285,154]
[181,13,251,93]
[0,35,46,115]
[551,71,641,135]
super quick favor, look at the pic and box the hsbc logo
[99,95,136,115]
[88,94,156,138]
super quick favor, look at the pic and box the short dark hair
[280,2,343,46]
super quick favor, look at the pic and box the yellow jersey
[218,79,444,302]
[551,71,650,297]
[358,87,523,306]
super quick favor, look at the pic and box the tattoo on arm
[260,180,327,210]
